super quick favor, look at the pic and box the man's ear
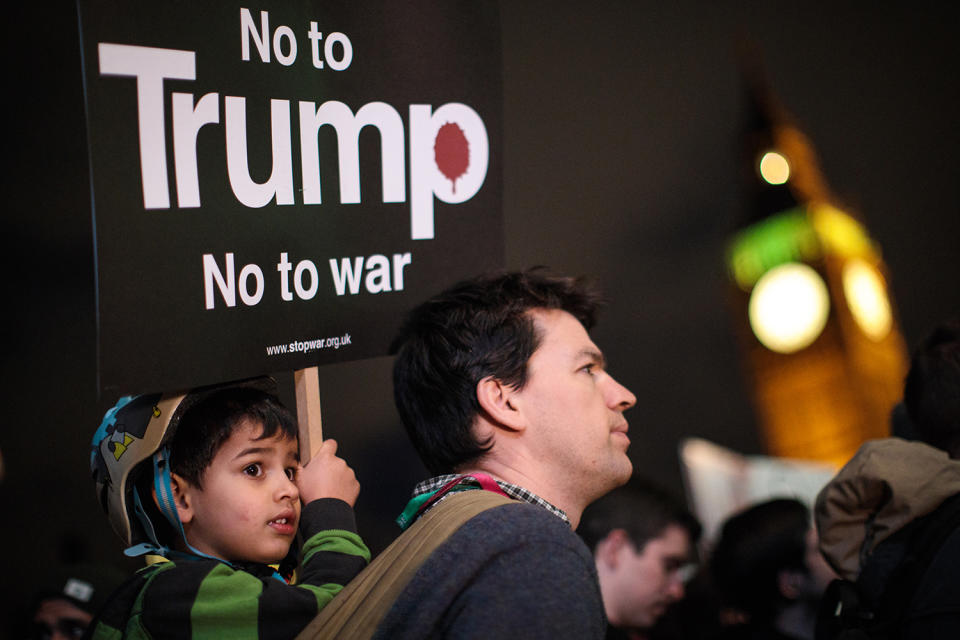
[476,376,524,432]
[596,528,631,568]
[166,472,195,524]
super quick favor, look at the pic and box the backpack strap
[295,489,514,640]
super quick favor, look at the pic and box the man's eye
[243,463,262,477]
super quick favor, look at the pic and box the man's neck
[457,463,584,528]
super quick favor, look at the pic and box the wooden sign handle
[294,367,323,464]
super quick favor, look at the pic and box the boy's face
[176,419,300,565]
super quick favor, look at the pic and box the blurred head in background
[904,317,960,458]
[580,480,701,634]
[710,498,835,640]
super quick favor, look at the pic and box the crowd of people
[17,271,960,639]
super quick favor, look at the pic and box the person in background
[579,480,702,640]
[26,563,126,640]
[903,317,960,458]
[815,318,960,639]
[710,498,836,640]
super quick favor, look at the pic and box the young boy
[89,377,370,638]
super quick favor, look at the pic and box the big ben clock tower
[726,70,908,465]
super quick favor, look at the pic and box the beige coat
[814,437,960,581]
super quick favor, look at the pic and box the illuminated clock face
[842,258,892,341]
[749,262,830,353]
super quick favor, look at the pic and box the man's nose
[605,374,637,410]
[665,573,685,601]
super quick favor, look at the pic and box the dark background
[3,1,959,632]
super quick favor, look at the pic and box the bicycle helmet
[90,377,279,556]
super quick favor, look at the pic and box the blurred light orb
[842,258,892,341]
[749,262,830,353]
[759,151,791,185]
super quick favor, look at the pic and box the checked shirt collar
[402,474,570,528]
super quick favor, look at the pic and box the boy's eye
[242,463,262,477]
[285,467,297,481]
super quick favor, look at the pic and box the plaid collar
[407,474,570,526]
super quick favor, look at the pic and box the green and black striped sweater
[89,498,370,639]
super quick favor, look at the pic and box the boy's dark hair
[168,386,298,488]
[578,480,702,553]
[390,269,603,475]
[710,498,810,622]
[904,318,960,458]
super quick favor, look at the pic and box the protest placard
[78,1,504,408]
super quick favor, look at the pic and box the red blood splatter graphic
[434,122,470,193]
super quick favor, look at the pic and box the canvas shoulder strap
[295,489,514,640]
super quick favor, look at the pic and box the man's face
[514,309,636,501]
[32,598,92,640]
[605,524,692,630]
[178,420,301,565]
[803,526,838,597]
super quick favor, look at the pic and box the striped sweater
[89,498,369,639]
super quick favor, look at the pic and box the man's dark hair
[578,480,702,553]
[390,269,603,475]
[904,318,960,458]
[709,498,809,622]
[168,386,298,487]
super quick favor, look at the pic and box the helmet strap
[151,447,225,564]
[123,487,169,557]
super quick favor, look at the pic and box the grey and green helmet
[90,392,188,550]
[90,377,279,553]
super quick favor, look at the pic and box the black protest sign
[77,1,503,396]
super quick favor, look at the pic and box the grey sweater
[373,501,606,639]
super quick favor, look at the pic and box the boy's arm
[289,438,370,596]
[295,497,371,595]
[221,499,368,638]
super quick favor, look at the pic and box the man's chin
[614,455,633,486]
[583,455,635,506]
[625,613,658,632]
[595,458,633,500]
